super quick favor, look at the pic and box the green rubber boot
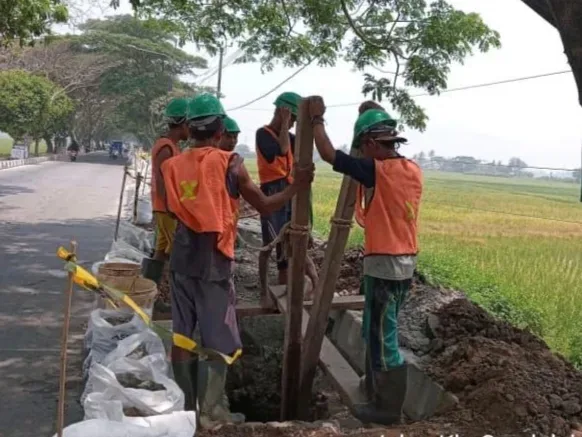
[353,365,408,426]
[172,356,199,412]
[198,360,245,428]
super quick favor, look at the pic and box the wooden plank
[299,146,362,416]
[151,296,364,322]
[304,294,364,311]
[281,99,314,420]
[270,285,366,411]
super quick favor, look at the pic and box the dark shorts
[170,271,242,355]
[260,179,292,271]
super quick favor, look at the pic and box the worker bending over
[219,116,240,151]
[162,94,314,426]
[143,98,189,312]
[255,92,318,307]
[307,96,423,425]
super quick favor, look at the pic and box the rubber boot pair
[354,364,408,426]
[141,257,172,314]
[172,356,199,412]
[198,360,245,428]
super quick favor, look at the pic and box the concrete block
[328,310,458,421]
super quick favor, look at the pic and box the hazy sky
[68,0,582,169]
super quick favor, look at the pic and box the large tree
[0,70,73,154]
[74,15,208,144]
[0,0,68,46]
[125,0,501,130]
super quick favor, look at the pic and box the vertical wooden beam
[298,147,361,417]
[114,166,128,241]
[133,172,142,224]
[281,99,314,420]
[56,241,77,437]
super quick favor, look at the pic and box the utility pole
[216,46,224,99]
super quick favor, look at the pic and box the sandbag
[84,358,184,418]
[83,309,146,379]
[53,412,196,437]
[135,198,153,226]
[118,221,154,254]
[106,240,148,264]
[102,330,168,373]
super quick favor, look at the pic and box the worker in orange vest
[162,93,314,425]
[219,116,240,151]
[307,96,423,425]
[255,92,318,307]
[142,98,189,313]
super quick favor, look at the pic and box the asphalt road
[0,152,127,437]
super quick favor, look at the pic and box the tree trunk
[34,139,39,157]
[44,135,54,154]
[546,0,582,107]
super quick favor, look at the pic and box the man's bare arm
[278,120,291,155]
[313,124,336,165]
[238,164,299,216]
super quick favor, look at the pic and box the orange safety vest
[355,157,423,256]
[151,137,181,213]
[256,126,294,185]
[161,147,240,260]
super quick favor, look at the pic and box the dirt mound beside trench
[425,298,582,436]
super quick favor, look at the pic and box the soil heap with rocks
[424,298,582,436]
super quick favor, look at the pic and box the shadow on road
[0,216,116,437]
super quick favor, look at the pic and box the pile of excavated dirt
[424,298,582,436]
[310,247,363,295]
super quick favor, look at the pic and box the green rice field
[246,161,582,365]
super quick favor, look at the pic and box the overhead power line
[228,69,573,112]
[226,62,312,112]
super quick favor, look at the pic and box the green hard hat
[351,109,403,148]
[164,97,188,121]
[224,116,240,133]
[187,93,226,120]
[274,91,302,115]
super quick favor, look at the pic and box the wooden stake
[133,172,143,224]
[142,160,149,196]
[114,166,128,241]
[56,241,77,437]
[281,99,314,420]
[298,147,361,417]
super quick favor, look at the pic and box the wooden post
[114,166,128,241]
[142,160,150,196]
[298,147,361,417]
[133,172,142,224]
[280,99,314,420]
[56,241,77,437]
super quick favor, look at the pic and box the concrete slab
[328,310,458,421]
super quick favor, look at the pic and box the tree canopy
[0,70,73,153]
[0,0,68,46]
[0,15,213,149]
[126,0,501,130]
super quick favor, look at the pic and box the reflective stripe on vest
[355,158,422,256]
[151,137,181,213]
[161,147,239,260]
[256,126,294,184]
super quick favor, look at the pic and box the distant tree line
[412,150,581,183]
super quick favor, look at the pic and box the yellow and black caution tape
[56,246,241,365]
